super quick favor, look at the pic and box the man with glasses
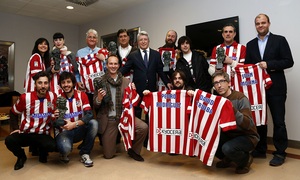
[209,24,246,80]
[212,71,259,174]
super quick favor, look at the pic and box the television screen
[186,16,239,58]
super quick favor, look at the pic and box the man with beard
[54,71,98,167]
[159,30,178,49]
[5,71,57,170]
[171,69,193,90]
[157,30,178,91]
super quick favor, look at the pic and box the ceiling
[0,0,150,25]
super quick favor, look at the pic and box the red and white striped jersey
[24,53,46,92]
[55,90,91,135]
[119,83,140,151]
[119,108,134,151]
[11,91,57,135]
[141,90,192,154]
[210,41,246,81]
[232,64,272,126]
[76,48,108,93]
[186,89,236,166]
[50,54,75,95]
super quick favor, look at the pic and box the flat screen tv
[186,16,239,58]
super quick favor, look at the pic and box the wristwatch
[75,121,79,128]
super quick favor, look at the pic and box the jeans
[215,133,255,167]
[56,119,98,155]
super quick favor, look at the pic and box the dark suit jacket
[120,48,170,96]
[116,46,138,66]
[245,33,294,95]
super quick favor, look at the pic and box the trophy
[107,41,117,56]
[216,47,225,70]
[93,78,109,103]
[51,48,61,71]
[162,51,171,72]
[54,96,68,127]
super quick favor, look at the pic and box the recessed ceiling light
[66,6,74,10]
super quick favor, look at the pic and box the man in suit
[120,31,172,119]
[245,13,294,166]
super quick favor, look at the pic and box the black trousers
[5,133,56,157]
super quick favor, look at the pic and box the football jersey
[232,63,272,126]
[186,89,236,166]
[140,90,192,154]
[11,91,57,135]
[210,41,246,83]
[118,83,140,151]
[24,53,46,92]
[77,48,108,93]
[55,90,91,135]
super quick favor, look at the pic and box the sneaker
[60,154,70,164]
[251,150,266,159]
[216,157,232,168]
[269,155,285,166]
[81,154,93,167]
[128,149,144,162]
[235,155,253,174]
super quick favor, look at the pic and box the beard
[173,83,184,90]
[164,39,175,48]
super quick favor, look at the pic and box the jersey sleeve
[140,93,151,114]
[29,54,44,75]
[219,99,237,131]
[11,93,26,115]
[80,91,92,111]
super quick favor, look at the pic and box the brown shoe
[128,149,144,162]
[235,155,253,174]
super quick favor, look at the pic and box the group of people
[5,13,293,175]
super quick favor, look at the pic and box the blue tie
[143,50,148,68]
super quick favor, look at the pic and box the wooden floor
[1,121,300,180]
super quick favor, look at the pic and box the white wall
[80,0,300,141]
[0,12,79,93]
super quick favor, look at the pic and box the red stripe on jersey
[187,90,236,166]
[232,64,272,125]
[141,90,191,154]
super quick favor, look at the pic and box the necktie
[143,50,148,68]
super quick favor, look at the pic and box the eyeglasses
[213,79,227,86]
[223,30,234,33]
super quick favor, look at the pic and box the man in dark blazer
[116,29,137,80]
[245,13,294,166]
[120,31,172,119]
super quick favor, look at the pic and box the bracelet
[95,97,102,104]
[75,121,79,128]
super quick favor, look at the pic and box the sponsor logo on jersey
[156,128,182,136]
[251,104,263,111]
[191,132,206,147]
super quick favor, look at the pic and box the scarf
[101,72,123,119]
